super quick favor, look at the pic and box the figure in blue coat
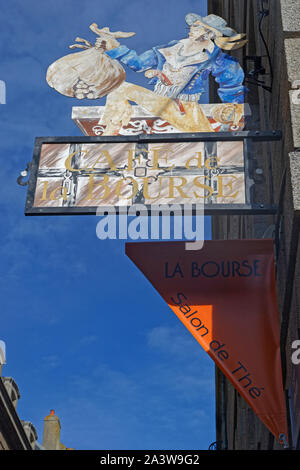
[100,13,248,134]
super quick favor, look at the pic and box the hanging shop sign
[125,239,289,444]
[21,14,282,216]
[46,16,248,136]
[24,131,280,216]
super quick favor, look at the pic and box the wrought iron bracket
[208,440,223,451]
[17,162,32,186]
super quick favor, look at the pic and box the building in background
[0,341,72,450]
[0,340,37,450]
[208,0,300,450]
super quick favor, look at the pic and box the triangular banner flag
[126,239,288,444]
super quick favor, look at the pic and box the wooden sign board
[24,132,279,216]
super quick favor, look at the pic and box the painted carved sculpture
[46,13,248,134]
[46,24,135,99]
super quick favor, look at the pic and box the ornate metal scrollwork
[208,440,223,450]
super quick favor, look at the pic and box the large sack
[46,46,126,99]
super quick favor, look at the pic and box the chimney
[42,410,61,450]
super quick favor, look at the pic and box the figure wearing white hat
[99,13,248,134]
[47,13,248,134]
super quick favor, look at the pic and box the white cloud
[79,335,98,345]
[41,354,60,369]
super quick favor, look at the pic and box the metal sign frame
[24,131,282,216]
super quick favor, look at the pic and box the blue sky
[0,0,216,450]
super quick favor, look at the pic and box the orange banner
[126,240,288,444]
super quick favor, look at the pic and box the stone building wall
[208,0,300,450]
[0,377,34,450]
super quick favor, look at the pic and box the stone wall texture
[208,0,300,450]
